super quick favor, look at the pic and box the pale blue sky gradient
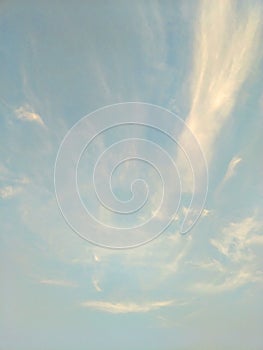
[1,1,263,349]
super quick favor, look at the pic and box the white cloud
[15,104,45,126]
[93,254,101,262]
[246,235,263,246]
[191,216,263,294]
[39,279,77,287]
[92,278,102,292]
[211,216,262,263]
[201,208,212,217]
[194,268,263,294]
[0,185,22,199]
[177,0,262,187]
[221,156,242,185]
[80,299,175,314]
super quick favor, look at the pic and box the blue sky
[0,0,263,349]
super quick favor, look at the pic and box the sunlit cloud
[177,0,261,188]
[93,254,101,262]
[15,104,45,126]
[201,208,212,217]
[0,185,22,199]
[80,299,175,314]
[222,156,242,185]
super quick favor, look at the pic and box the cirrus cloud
[80,299,177,314]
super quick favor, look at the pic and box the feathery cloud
[194,268,263,294]
[222,156,242,184]
[177,0,261,187]
[210,216,262,263]
[80,300,175,314]
[192,216,263,294]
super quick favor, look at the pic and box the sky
[0,0,263,349]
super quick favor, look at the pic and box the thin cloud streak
[80,300,175,314]
[194,268,263,294]
[218,156,243,190]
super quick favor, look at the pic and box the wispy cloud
[192,216,263,294]
[80,300,175,314]
[165,235,192,275]
[201,208,212,217]
[0,185,22,199]
[39,279,77,287]
[186,258,225,273]
[92,278,102,292]
[177,0,262,187]
[0,164,30,199]
[194,268,263,294]
[15,104,45,126]
[211,216,262,263]
[221,156,242,185]
[137,1,166,70]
